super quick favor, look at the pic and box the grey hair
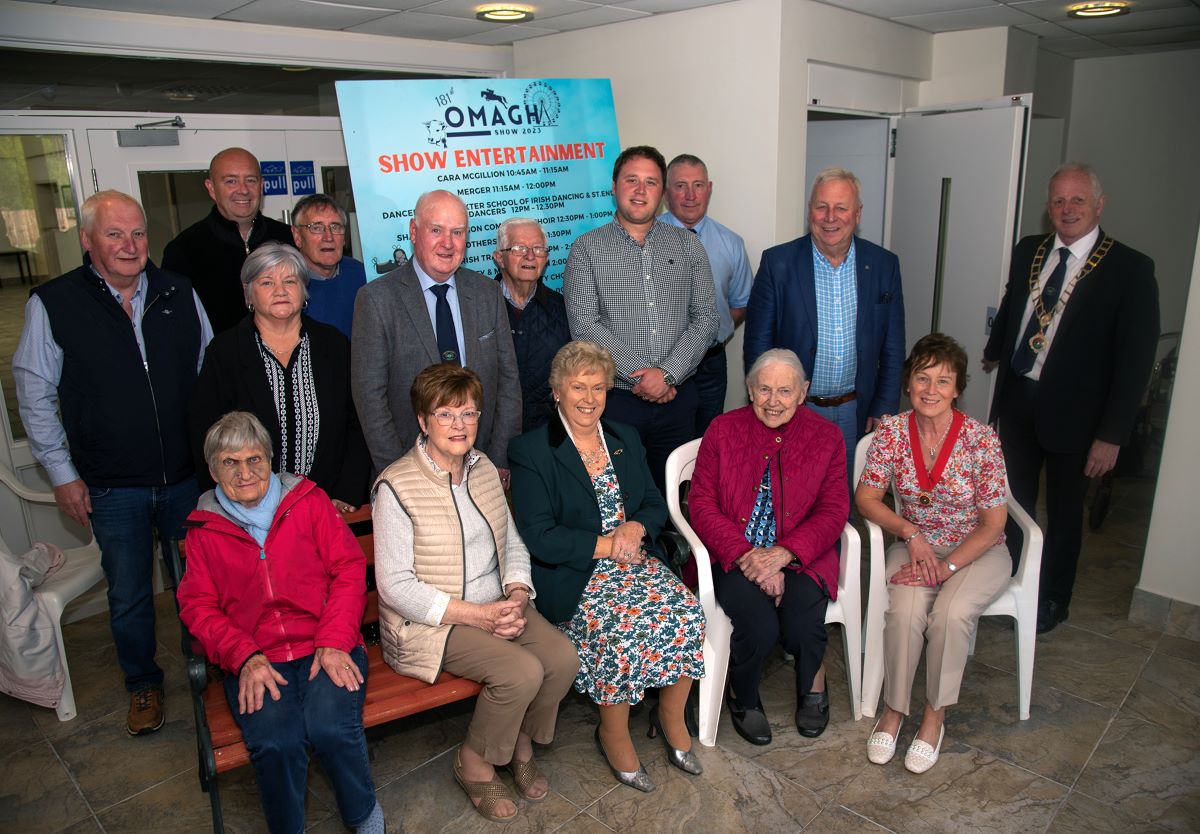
[203,411,273,472]
[810,166,862,208]
[414,189,468,224]
[666,153,707,179]
[746,348,808,389]
[240,241,311,301]
[1049,162,1103,201]
[292,193,348,227]
[80,190,146,234]
[496,217,546,251]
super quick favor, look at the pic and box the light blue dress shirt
[811,241,858,396]
[413,259,468,366]
[660,211,753,344]
[13,268,213,486]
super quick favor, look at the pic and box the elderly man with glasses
[290,193,367,339]
[492,217,570,432]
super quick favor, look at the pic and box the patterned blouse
[591,457,625,534]
[254,328,319,479]
[744,463,777,547]
[859,410,1007,547]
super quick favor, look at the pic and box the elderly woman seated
[508,341,706,793]
[856,333,1009,774]
[372,364,578,823]
[689,348,848,745]
[177,411,381,834]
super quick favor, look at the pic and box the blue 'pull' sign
[261,161,288,196]
[291,161,316,196]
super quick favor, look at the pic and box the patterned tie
[1012,247,1069,376]
[430,283,461,365]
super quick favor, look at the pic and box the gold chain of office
[1025,233,1114,353]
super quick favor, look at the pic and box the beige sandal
[453,748,518,822]
[507,757,548,803]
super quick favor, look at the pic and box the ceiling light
[1067,2,1131,18]
[475,4,534,23]
[280,66,313,72]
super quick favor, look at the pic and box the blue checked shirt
[810,241,858,396]
[564,218,718,390]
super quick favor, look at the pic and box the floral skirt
[559,555,706,706]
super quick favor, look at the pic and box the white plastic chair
[854,432,1043,721]
[665,438,862,748]
[0,465,105,721]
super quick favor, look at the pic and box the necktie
[430,283,461,365]
[1012,247,1069,375]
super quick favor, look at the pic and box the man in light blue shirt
[661,154,753,437]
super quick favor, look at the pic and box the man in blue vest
[13,190,212,735]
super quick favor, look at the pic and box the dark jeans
[693,346,727,439]
[224,646,375,834]
[997,373,1089,606]
[806,398,858,500]
[89,477,200,692]
[604,379,699,498]
[712,567,828,706]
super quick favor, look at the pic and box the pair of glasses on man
[499,244,551,257]
[431,410,480,426]
[298,222,347,236]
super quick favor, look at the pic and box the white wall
[918,28,1012,107]
[1065,48,1200,336]
[1141,225,1200,607]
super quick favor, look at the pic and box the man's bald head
[206,147,263,229]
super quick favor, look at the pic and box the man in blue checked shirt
[661,154,754,438]
[744,167,905,485]
[564,145,718,495]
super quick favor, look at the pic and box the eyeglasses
[298,222,346,236]
[500,244,550,257]
[431,409,480,426]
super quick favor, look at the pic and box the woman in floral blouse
[856,333,1010,775]
[509,341,705,793]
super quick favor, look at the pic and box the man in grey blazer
[351,189,521,482]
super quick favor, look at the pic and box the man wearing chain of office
[982,162,1159,635]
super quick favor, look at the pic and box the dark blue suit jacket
[743,234,905,438]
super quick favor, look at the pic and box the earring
[247,303,253,312]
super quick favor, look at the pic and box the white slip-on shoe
[866,717,903,765]
[904,724,945,774]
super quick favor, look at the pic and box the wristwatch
[659,369,677,386]
[947,562,958,573]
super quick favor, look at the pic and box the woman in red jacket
[689,349,848,745]
[177,411,381,834]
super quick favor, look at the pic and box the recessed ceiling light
[1067,2,1131,18]
[280,66,313,73]
[475,4,534,23]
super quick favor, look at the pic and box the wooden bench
[164,507,482,834]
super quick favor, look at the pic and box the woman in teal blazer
[508,341,705,794]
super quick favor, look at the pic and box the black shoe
[727,696,771,745]
[795,689,829,738]
[1036,600,1069,634]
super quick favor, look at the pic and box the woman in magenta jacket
[689,348,848,745]
[177,411,381,834]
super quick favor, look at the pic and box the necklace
[566,423,607,471]
[1025,233,1113,353]
[909,410,964,507]
[920,418,953,462]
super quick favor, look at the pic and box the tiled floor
[2,457,1197,833]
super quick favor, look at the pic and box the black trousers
[996,373,1091,608]
[604,380,698,498]
[692,346,727,439]
[711,566,828,707]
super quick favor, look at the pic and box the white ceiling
[10,0,1200,54]
[1,0,1197,114]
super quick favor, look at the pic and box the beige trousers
[882,540,1011,713]
[442,606,580,765]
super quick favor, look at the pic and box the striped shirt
[564,218,718,390]
[811,241,858,396]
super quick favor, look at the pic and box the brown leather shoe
[127,687,165,736]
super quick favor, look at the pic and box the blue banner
[290,160,316,196]
[335,78,621,289]
[261,160,288,196]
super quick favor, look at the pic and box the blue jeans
[88,477,200,692]
[224,646,375,834]
[806,399,858,498]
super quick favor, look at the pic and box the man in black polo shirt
[163,147,293,333]
[14,190,212,735]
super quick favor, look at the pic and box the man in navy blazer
[351,190,521,481]
[744,168,905,479]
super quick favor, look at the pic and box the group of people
[12,137,1159,831]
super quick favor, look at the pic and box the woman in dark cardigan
[189,241,370,510]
